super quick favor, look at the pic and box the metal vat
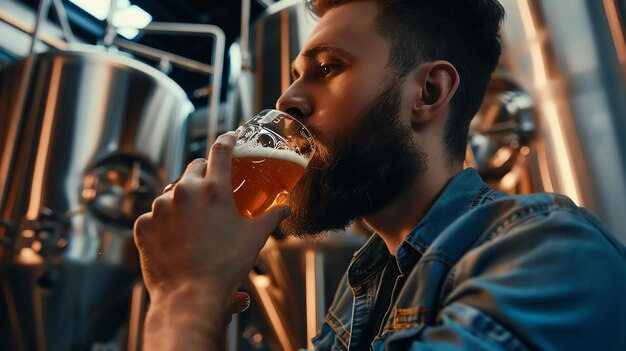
[0,49,193,350]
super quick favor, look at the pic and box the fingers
[134,212,152,238]
[164,133,236,204]
[133,212,154,253]
[206,132,237,185]
[162,178,179,194]
[247,205,292,249]
[182,158,208,179]
[162,159,206,201]
[229,291,251,314]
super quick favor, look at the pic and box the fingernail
[242,293,251,312]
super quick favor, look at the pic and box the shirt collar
[348,168,490,282]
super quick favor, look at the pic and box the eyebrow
[291,44,352,76]
[300,43,351,58]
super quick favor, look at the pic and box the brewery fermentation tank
[0,49,193,350]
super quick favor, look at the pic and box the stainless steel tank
[496,0,626,241]
[0,49,193,350]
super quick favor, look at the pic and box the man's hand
[134,132,291,350]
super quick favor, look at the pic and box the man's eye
[320,64,339,77]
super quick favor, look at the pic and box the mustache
[297,123,337,172]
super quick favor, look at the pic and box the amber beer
[231,146,308,218]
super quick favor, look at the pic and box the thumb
[249,205,292,244]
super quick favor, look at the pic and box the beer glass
[231,109,316,218]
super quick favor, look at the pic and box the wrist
[144,282,231,350]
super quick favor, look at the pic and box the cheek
[314,75,382,138]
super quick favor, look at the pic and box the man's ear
[411,61,460,126]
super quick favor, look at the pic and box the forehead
[302,1,389,58]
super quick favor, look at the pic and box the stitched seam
[447,304,529,351]
[327,310,351,339]
[382,325,395,333]
[477,203,576,246]
[325,313,350,348]
[394,321,412,329]
[440,266,458,306]
[470,185,491,209]
[347,236,385,287]
[351,263,386,287]
[419,252,453,267]
[351,234,381,259]
[392,307,432,329]
[405,236,429,251]
[396,306,432,315]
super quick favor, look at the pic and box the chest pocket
[381,255,452,336]
[389,306,432,330]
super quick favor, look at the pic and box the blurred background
[1,0,625,350]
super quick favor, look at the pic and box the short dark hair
[306,0,505,163]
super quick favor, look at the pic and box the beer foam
[233,144,309,168]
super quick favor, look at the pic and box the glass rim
[239,109,317,157]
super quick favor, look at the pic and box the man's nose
[276,88,312,120]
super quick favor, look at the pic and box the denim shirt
[312,168,626,350]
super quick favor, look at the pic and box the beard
[278,80,427,238]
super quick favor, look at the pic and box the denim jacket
[312,168,626,350]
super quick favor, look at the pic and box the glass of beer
[231,109,316,218]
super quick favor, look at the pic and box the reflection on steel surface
[245,235,364,351]
[0,49,193,350]
[469,76,537,195]
[602,0,626,80]
[499,0,626,239]
[514,0,585,205]
[249,269,295,351]
[305,249,324,350]
[82,157,161,227]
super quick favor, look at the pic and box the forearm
[143,283,231,350]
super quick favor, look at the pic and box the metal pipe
[0,13,67,50]
[227,314,239,351]
[27,0,52,55]
[115,22,226,144]
[51,0,75,43]
[140,22,226,36]
[256,0,275,8]
[113,38,214,75]
[127,282,148,351]
[247,271,295,351]
[241,0,251,69]
[210,27,226,144]
[602,0,626,80]
[104,0,119,48]
[2,278,26,351]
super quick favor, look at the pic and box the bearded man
[133,0,626,350]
